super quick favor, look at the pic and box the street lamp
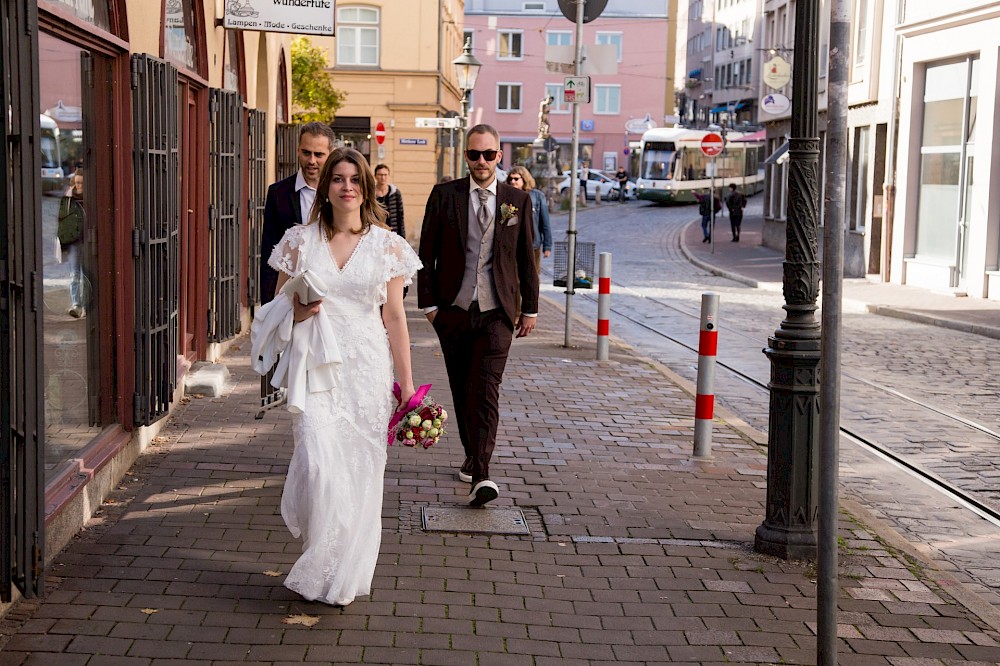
[452,38,482,177]
[755,0,822,561]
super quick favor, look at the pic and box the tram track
[549,268,1000,528]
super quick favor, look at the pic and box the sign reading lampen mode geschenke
[224,0,335,35]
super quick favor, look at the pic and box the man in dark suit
[260,122,336,303]
[418,124,540,507]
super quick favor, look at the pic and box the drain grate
[421,506,531,535]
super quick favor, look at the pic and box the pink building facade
[463,1,670,176]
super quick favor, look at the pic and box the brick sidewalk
[3,297,1000,664]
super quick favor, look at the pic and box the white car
[557,169,635,200]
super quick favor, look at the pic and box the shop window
[45,0,111,30]
[164,0,200,71]
[337,6,379,66]
[39,32,105,475]
[915,57,978,265]
[223,30,241,93]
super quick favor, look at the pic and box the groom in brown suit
[418,124,540,507]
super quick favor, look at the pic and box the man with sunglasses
[418,124,539,507]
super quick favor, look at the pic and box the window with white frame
[545,83,569,113]
[594,85,620,114]
[497,83,522,112]
[337,6,379,66]
[853,0,869,68]
[497,30,523,59]
[546,31,572,47]
[464,30,474,48]
[596,31,622,62]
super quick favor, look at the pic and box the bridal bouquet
[388,383,448,448]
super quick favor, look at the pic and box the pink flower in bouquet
[388,383,447,448]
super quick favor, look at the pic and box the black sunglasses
[507,175,522,181]
[465,149,499,162]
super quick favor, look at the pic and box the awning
[688,68,702,79]
[764,141,789,165]
[709,101,747,114]
[732,129,766,142]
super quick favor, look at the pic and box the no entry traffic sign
[700,132,724,157]
[375,122,386,145]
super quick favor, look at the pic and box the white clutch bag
[284,270,328,304]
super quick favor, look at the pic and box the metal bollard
[693,292,719,458]
[596,252,611,360]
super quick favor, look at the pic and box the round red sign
[375,122,386,145]
[700,132,724,157]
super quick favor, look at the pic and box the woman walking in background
[374,163,405,239]
[507,166,552,272]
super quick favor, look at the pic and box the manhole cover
[421,506,530,535]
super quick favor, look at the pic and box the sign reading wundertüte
[224,0,335,35]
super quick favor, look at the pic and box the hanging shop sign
[762,56,791,90]
[760,92,791,115]
[224,0,335,36]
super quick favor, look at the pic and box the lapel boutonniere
[499,202,518,226]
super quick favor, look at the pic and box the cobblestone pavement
[547,198,1000,609]
[3,284,1000,664]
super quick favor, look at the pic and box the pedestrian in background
[58,170,87,318]
[418,124,539,508]
[615,166,629,203]
[374,163,406,239]
[697,189,721,243]
[506,165,552,273]
[725,183,747,242]
[260,122,335,303]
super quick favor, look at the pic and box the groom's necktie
[477,188,492,232]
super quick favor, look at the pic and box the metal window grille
[553,241,596,289]
[208,89,243,342]
[2,0,46,601]
[247,109,266,308]
[131,54,179,427]
[276,123,300,180]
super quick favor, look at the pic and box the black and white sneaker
[458,457,474,483]
[468,480,499,507]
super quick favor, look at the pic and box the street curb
[540,291,1000,631]
[841,498,1000,634]
[678,220,1000,341]
[678,219,783,291]
[866,304,1000,341]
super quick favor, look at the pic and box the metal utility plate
[421,506,530,535]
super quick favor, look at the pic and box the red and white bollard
[596,252,611,360]
[694,292,719,458]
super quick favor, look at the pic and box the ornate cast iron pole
[755,0,822,560]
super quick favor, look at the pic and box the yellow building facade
[312,0,467,236]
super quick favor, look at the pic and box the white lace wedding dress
[267,222,421,605]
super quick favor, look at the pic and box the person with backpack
[725,183,747,242]
[697,188,722,243]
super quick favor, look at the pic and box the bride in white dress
[267,147,421,606]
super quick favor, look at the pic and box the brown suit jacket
[418,177,539,324]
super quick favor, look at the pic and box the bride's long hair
[310,147,388,236]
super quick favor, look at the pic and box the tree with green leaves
[291,37,345,123]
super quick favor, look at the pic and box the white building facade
[891,2,1000,298]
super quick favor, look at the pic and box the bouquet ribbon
[388,383,431,445]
